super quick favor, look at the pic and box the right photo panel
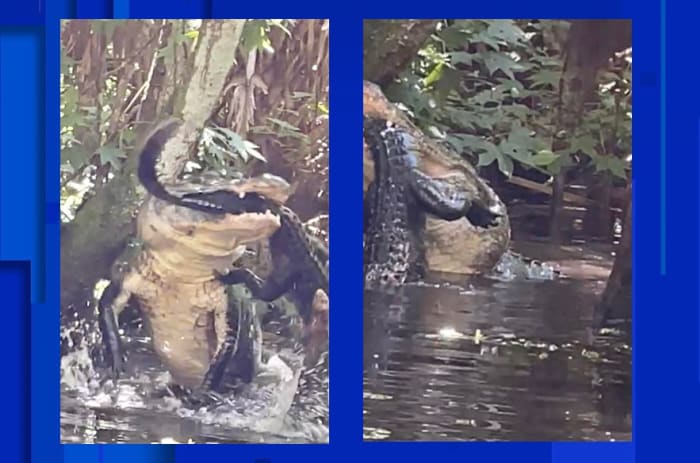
[363,19,632,441]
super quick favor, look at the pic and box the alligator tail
[137,118,185,205]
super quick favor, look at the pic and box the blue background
[0,0,688,462]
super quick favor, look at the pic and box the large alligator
[363,81,511,276]
[97,119,328,397]
[364,116,501,286]
[97,175,288,393]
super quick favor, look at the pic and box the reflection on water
[363,242,631,442]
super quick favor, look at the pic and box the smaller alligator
[363,116,504,287]
[364,117,427,286]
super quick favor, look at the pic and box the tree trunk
[583,171,613,239]
[60,20,246,313]
[595,186,631,326]
[549,20,631,243]
[363,20,439,85]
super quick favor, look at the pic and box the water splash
[491,251,558,281]
[60,306,328,443]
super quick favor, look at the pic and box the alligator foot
[95,281,128,379]
[201,298,262,393]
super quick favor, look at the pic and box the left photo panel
[60,19,329,444]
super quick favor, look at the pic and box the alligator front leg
[217,268,296,307]
[410,170,472,221]
[410,170,503,227]
[96,281,132,379]
[201,297,262,393]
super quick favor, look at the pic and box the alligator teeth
[238,191,246,199]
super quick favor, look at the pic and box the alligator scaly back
[363,117,426,287]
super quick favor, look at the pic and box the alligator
[137,118,329,326]
[97,175,288,393]
[363,80,511,276]
[364,117,425,286]
[364,116,494,286]
[98,119,328,396]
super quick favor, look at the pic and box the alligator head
[137,174,292,282]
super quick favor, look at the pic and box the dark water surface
[363,242,631,441]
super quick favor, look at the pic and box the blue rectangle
[0,2,43,26]
[130,1,211,19]
[64,445,175,463]
[75,0,111,19]
[0,261,30,463]
[552,443,634,463]
[0,31,44,302]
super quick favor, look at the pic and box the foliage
[384,19,632,180]
[60,19,329,223]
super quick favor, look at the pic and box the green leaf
[499,140,531,163]
[423,62,445,87]
[476,140,502,164]
[503,103,530,121]
[242,140,267,163]
[316,101,329,115]
[184,29,199,40]
[569,134,597,156]
[97,144,126,169]
[269,20,292,37]
[529,150,558,166]
[266,117,301,133]
[439,26,470,49]
[478,150,498,167]
[481,51,524,80]
[449,51,475,66]
[485,20,527,45]
[529,69,561,89]
[607,157,628,179]
[496,152,514,177]
[432,67,461,102]
[240,20,274,54]
[213,127,267,164]
[62,144,91,169]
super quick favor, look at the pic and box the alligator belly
[424,215,510,275]
[138,281,227,388]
